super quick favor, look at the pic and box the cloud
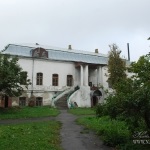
[0,0,150,61]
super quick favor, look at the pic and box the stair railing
[67,86,80,108]
[52,87,74,107]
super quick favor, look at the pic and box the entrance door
[5,95,9,108]
[93,96,98,106]
[91,96,98,107]
[91,90,102,107]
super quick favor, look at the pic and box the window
[19,97,26,106]
[32,48,48,58]
[89,82,92,87]
[36,97,43,106]
[52,74,58,86]
[67,75,73,86]
[36,73,43,85]
[20,71,27,85]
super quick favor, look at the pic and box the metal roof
[2,44,108,65]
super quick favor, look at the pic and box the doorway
[91,90,102,107]
[5,95,9,108]
[92,96,98,106]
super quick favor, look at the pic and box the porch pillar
[80,65,83,86]
[97,66,103,86]
[84,65,89,86]
[100,66,103,85]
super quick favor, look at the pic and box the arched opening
[93,90,102,97]
[91,90,102,107]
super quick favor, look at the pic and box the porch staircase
[55,94,68,109]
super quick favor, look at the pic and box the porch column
[97,66,102,86]
[84,65,89,86]
[80,65,83,86]
[100,66,103,85]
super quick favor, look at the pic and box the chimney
[95,49,98,53]
[68,45,72,50]
[127,43,130,61]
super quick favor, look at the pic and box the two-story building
[1,43,110,108]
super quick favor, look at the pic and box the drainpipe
[127,43,130,61]
[31,57,34,96]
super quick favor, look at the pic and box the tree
[128,55,150,129]
[0,53,30,97]
[96,53,150,131]
[107,44,127,89]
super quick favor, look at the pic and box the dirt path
[56,110,113,150]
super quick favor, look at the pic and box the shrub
[97,117,130,146]
[28,100,35,107]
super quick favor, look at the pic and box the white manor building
[1,43,114,108]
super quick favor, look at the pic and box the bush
[28,100,35,107]
[97,117,130,146]
[95,103,107,117]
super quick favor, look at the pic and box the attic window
[32,47,48,58]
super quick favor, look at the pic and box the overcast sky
[0,0,150,61]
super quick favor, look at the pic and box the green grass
[0,106,60,120]
[77,116,150,150]
[0,121,62,150]
[68,107,96,116]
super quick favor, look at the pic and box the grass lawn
[68,107,96,116]
[77,116,150,150]
[0,106,60,120]
[0,121,62,150]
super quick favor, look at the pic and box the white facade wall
[75,68,80,86]
[102,66,109,88]
[12,57,110,107]
[19,58,78,88]
[12,57,82,106]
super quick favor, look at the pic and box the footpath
[0,109,113,150]
[56,109,112,150]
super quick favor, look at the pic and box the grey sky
[0,0,150,61]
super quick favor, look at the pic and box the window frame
[19,97,26,107]
[36,72,43,85]
[52,74,59,86]
[35,97,43,106]
[67,75,73,86]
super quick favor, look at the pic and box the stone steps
[55,94,68,109]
